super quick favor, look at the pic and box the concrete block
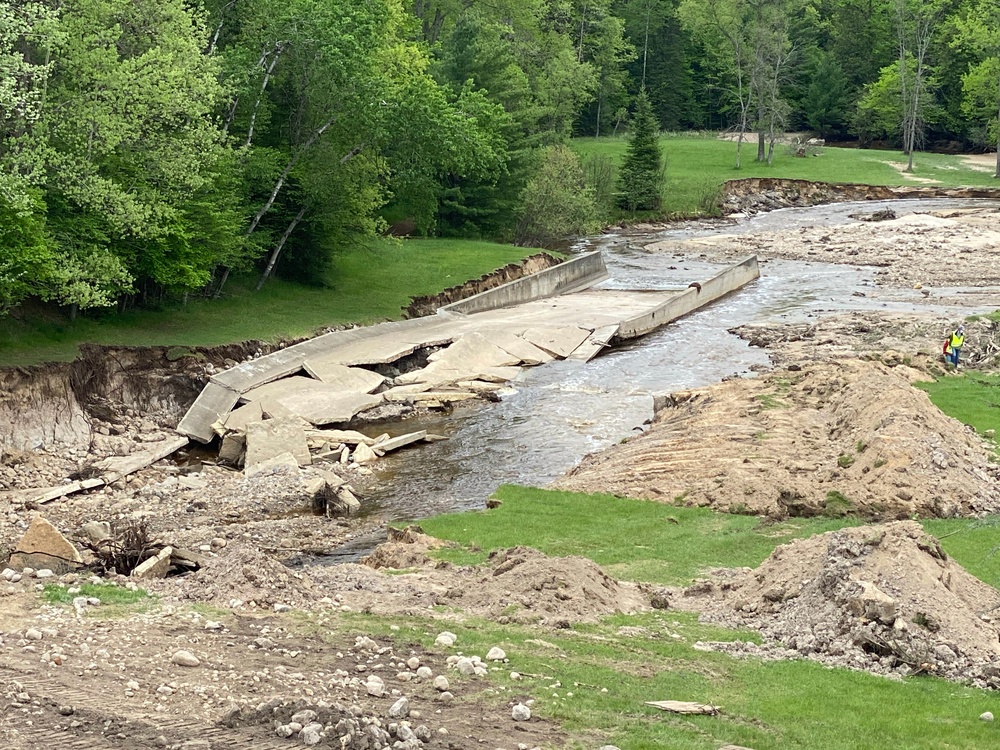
[245,417,311,469]
[489,331,554,365]
[9,516,83,574]
[520,326,592,358]
[132,546,172,579]
[374,431,427,453]
[301,361,386,393]
[276,391,383,426]
[244,451,300,477]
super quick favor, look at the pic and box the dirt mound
[448,546,649,625]
[362,525,452,569]
[687,522,1000,687]
[175,544,318,608]
[557,359,1000,519]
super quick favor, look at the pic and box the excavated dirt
[684,521,1000,688]
[649,206,1000,290]
[557,358,1000,519]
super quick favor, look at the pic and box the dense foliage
[3,0,1000,316]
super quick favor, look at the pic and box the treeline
[2,0,999,317]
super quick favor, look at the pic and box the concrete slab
[306,429,377,445]
[427,332,521,368]
[241,376,340,404]
[489,331,554,365]
[245,417,311,469]
[276,391,383,426]
[177,382,240,443]
[221,400,264,432]
[244,450,300,477]
[520,326,592,358]
[374,431,427,453]
[95,436,190,480]
[302,361,386,393]
[567,324,620,362]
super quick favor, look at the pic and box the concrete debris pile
[175,544,317,608]
[688,522,1000,689]
[558,359,1000,519]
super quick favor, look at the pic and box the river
[356,199,999,526]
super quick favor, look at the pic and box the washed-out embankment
[0,254,567,453]
[721,177,1000,214]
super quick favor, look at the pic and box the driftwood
[644,700,721,715]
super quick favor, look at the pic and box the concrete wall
[616,256,759,340]
[440,251,609,316]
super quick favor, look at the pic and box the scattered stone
[435,631,457,647]
[416,666,433,680]
[512,703,531,721]
[645,700,721,715]
[79,520,111,545]
[389,697,409,718]
[981,711,994,722]
[433,675,449,692]
[171,649,200,667]
[351,442,379,465]
[436,691,454,702]
[25,628,43,641]
[406,656,420,670]
[486,646,506,661]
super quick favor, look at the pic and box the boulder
[9,516,83,574]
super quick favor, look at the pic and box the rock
[25,628,43,640]
[9,516,83,574]
[218,432,246,466]
[243,450,300,478]
[436,691,454,702]
[171,649,200,667]
[300,723,323,745]
[718,746,756,750]
[351,442,379,465]
[512,703,531,721]
[406,656,420,670]
[389,697,409,718]
[366,676,385,697]
[244,416,312,471]
[79,521,111,545]
[433,675,449,691]
[845,581,897,625]
[435,631,457,647]
[455,657,475,676]
[599,746,621,750]
[333,487,361,516]
[416,666,433,679]
[132,547,173,579]
[486,646,506,661]
[980,711,994,722]
[291,710,317,725]
[34,569,54,579]
[275,724,295,738]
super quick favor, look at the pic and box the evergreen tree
[617,88,662,211]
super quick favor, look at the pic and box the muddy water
[363,199,1000,522]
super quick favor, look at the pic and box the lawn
[572,133,1000,217]
[0,238,537,366]
[916,372,1000,446]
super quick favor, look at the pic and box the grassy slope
[0,238,536,366]
[916,373,1000,442]
[572,134,1000,217]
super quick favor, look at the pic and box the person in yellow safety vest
[944,325,966,367]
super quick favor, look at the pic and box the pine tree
[617,88,663,211]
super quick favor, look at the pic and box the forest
[2,0,1000,318]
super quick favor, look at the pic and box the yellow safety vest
[950,332,965,348]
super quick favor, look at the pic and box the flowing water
[357,199,999,524]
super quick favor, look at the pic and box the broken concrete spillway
[177,252,760,471]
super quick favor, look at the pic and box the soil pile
[557,359,1000,519]
[688,522,1000,688]
[175,544,318,608]
[446,546,649,625]
[362,525,452,569]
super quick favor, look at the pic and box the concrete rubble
[9,516,83,574]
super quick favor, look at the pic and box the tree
[617,88,662,211]
[894,0,945,171]
[515,145,599,246]
[801,52,852,138]
[951,0,1000,177]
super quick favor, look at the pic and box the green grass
[42,582,155,616]
[415,485,856,584]
[335,609,999,750]
[572,133,1000,218]
[0,238,539,366]
[916,373,1000,445]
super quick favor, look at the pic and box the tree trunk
[256,206,306,291]
[641,1,651,88]
[245,44,285,149]
[595,96,602,138]
[756,131,765,162]
[995,63,1000,179]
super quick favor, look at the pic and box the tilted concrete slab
[275,391,383,426]
[245,417,311,468]
[301,361,386,393]
[567,324,621,362]
[427,332,521,368]
[489,331,554,365]
[374,431,427,453]
[241,375,342,404]
[177,382,240,443]
[520,326,593,358]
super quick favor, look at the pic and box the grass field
[368,485,1000,749]
[0,238,537,366]
[916,372,1000,447]
[572,133,1000,217]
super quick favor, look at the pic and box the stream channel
[322,198,999,561]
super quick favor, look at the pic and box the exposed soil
[683,521,1000,688]
[649,205,1000,289]
[556,358,1000,519]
